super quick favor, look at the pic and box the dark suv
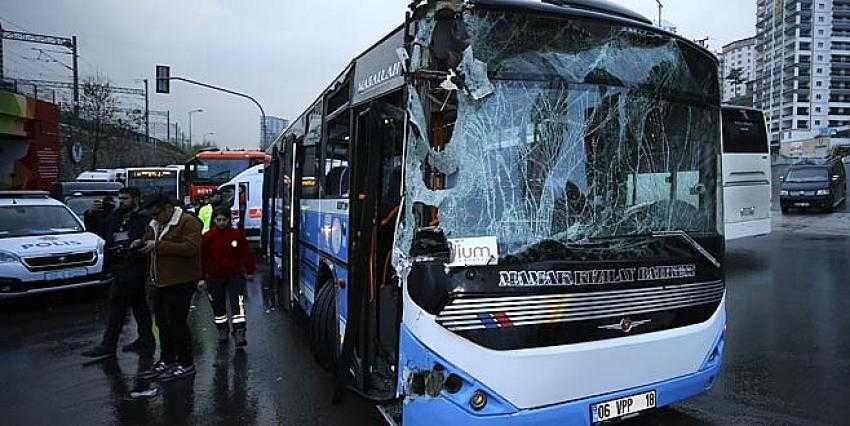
[780,159,847,213]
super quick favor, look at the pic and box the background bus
[721,106,772,240]
[185,150,269,204]
[125,167,184,202]
[264,1,726,424]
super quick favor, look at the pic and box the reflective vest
[198,204,213,234]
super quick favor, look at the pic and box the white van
[218,164,264,242]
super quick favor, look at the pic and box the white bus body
[721,106,772,240]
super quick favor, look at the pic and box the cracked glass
[397,8,721,262]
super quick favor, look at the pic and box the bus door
[343,96,405,399]
[261,147,277,258]
[283,134,304,310]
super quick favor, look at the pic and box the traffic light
[156,65,170,94]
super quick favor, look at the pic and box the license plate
[794,202,810,207]
[592,390,656,423]
[44,268,88,281]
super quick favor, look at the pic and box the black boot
[233,327,247,347]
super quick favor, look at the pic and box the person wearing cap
[200,208,256,347]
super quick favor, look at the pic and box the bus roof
[195,150,269,159]
[269,0,706,152]
[470,0,651,25]
[126,167,180,171]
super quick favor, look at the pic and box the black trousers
[208,276,247,330]
[102,270,154,349]
[151,282,197,366]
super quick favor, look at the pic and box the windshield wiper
[651,230,720,268]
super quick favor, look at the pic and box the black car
[779,159,847,213]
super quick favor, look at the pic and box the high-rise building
[719,36,757,104]
[260,116,289,149]
[755,0,850,147]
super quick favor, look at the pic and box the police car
[0,191,111,298]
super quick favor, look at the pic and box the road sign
[156,65,170,93]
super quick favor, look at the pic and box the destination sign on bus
[130,170,174,178]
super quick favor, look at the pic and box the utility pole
[72,36,78,115]
[166,110,171,144]
[655,0,663,28]
[144,79,150,149]
[0,24,4,82]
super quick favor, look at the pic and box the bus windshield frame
[127,169,179,200]
[398,9,722,259]
[189,158,253,184]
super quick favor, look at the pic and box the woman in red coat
[201,208,256,347]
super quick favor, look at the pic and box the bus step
[375,402,401,426]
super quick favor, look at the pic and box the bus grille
[436,281,724,332]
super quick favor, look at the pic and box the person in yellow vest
[198,196,213,234]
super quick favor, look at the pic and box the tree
[725,67,746,100]
[79,75,120,170]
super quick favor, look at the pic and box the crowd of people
[80,189,256,398]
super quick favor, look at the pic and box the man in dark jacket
[83,187,155,360]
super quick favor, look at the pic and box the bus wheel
[310,280,338,371]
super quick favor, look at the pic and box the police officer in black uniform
[83,187,155,360]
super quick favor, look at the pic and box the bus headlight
[816,189,830,196]
[779,190,788,196]
[0,250,21,264]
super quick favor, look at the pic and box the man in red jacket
[201,208,256,347]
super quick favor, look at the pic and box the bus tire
[310,280,338,371]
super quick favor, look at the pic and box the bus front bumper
[400,326,725,426]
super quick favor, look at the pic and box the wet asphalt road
[3,223,850,425]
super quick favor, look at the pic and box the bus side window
[301,145,320,199]
[324,113,350,199]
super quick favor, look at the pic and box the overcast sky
[2,0,755,149]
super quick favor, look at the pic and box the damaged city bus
[263,0,725,424]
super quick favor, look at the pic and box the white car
[0,191,111,298]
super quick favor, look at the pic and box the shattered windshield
[399,9,721,259]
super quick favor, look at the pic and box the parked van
[218,164,263,242]
[52,181,123,216]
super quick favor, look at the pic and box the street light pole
[163,76,266,150]
[655,0,663,28]
[188,108,203,150]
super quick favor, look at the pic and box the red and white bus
[184,149,269,204]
